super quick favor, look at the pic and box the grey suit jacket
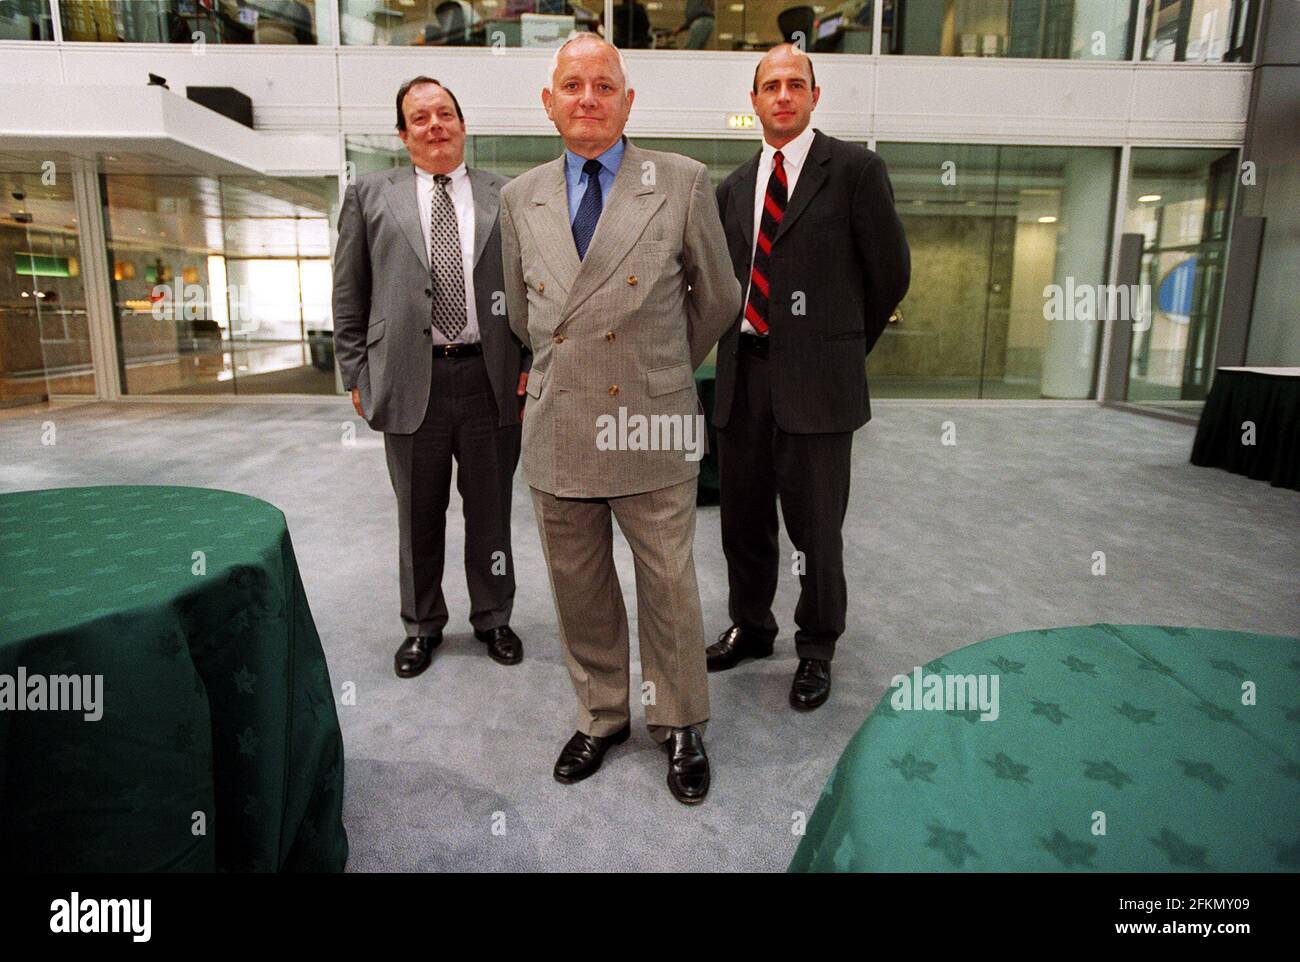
[500,139,741,498]
[332,164,529,434]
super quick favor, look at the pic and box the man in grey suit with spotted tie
[333,77,531,679]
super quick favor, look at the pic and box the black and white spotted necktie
[429,174,467,341]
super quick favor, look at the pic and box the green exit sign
[16,253,71,278]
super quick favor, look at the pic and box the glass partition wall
[58,0,330,43]
[884,0,1133,59]
[1140,0,1257,63]
[0,0,55,39]
[874,142,1118,398]
[18,0,1258,58]
[1123,146,1237,407]
[350,135,1122,398]
[338,0,870,50]
[0,155,94,406]
[0,135,1237,408]
[101,173,338,396]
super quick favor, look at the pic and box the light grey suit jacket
[500,140,741,498]
[333,164,528,434]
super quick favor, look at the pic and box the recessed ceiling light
[1138,193,1161,203]
[1038,215,1057,223]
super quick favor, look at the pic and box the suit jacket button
[423,328,430,336]
[627,275,637,286]
[605,330,615,341]
[537,282,545,293]
[425,288,432,297]
[553,333,565,344]
[608,385,619,396]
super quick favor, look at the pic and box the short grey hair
[547,32,631,91]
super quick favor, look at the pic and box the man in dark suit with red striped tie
[709,44,910,710]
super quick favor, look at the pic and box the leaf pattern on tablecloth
[1114,701,1157,724]
[1062,655,1098,675]
[985,752,1031,785]
[1083,759,1133,789]
[925,823,978,867]
[1178,759,1231,791]
[1030,699,1070,725]
[1150,828,1211,870]
[1038,829,1096,868]
[890,753,937,783]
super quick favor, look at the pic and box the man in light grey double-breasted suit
[334,77,531,681]
[500,34,740,804]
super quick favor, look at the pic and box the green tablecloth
[1191,368,1300,490]
[790,624,1300,872]
[0,485,347,872]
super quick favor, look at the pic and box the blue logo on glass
[1158,257,1196,324]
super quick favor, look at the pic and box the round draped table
[0,485,347,872]
[789,624,1299,872]
[1190,367,1300,490]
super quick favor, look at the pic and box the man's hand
[350,387,365,419]
[516,371,528,421]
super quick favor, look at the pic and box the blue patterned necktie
[571,158,604,261]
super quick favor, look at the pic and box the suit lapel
[559,140,665,326]
[773,129,830,245]
[730,151,760,257]
[466,166,501,268]
[526,157,581,300]
[383,165,429,273]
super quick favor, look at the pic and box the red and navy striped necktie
[744,149,786,335]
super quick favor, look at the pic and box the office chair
[777,5,816,45]
[425,0,468,46]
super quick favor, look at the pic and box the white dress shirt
[743,124,817,335]
[414,161,479,344]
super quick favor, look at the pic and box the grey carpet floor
[2,399,1297,872]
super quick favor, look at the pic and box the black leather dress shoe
[474,625,523,665]
[553,723,631,784]
[706,624,777,672]
[394,633,441,678]
[789,657,831,710]
[663,726,710,804]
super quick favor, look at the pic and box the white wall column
[1041,151,1114,397]
[68,156,120,401]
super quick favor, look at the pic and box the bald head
[753,43,816,94]
[549,33,630,91]
[749,43,820,149]
[543,32,636,159]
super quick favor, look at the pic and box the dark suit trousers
[383,354,521,637]
[717,349,853,661]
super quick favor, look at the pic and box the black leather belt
[739,332,769,356]
[431,342,482,358]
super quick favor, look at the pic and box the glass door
[0,158,94,407]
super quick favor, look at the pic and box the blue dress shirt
[564,137,625,224]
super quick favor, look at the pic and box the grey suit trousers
[384,354,521,637]
[530,477,709,743]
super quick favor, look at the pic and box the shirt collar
[761,125,816,171]
[414,161,467,184]
[565,136,626,182]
